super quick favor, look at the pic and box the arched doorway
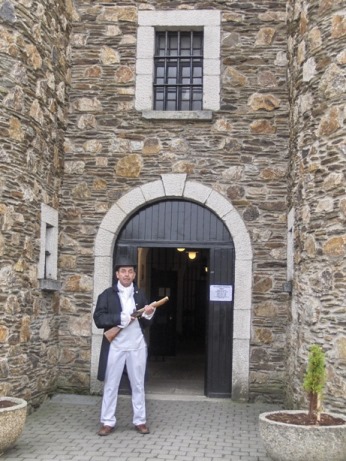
[114,199,235,397]
[91,174,252,400]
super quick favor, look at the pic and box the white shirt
[111,282,146,351]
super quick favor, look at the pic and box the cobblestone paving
[2,394,279,461]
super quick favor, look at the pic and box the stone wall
[286,0,346,411]
[61,0,290,402]
[0,0,72,407]
[4,0,343,411]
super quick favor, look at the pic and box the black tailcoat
[93,283,149,381]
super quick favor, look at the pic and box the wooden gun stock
[103,296,169,343]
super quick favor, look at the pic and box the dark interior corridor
[146,247,208,396]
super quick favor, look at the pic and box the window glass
[155,64,165,85]
[167,63,178,84]
[168,33,178,56]
[156,33,166,56]
[166,87,177,110]
[154,31,203,111]
[192,88,202,110]
[181,63,191,84]
[193,64,202,84]
[180,33,191,56]
[192,34,203,56]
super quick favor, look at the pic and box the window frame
[153,30,204,111]
[38,203,60,291]
[136,10,221,120]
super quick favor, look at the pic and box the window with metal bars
[154,31,203,111]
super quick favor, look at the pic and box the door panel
[206,247,234,397]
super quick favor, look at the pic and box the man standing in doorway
[93,258,155,436]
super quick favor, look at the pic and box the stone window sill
[141,110,213,120]
[39,279,61,292]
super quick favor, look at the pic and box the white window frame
[136,10,221,120]
[38,203,60,291]
[287,207,294,282]
[284,207,295,294]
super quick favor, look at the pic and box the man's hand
[144,304,155,316]
[120,312,132,327]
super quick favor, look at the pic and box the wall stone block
[253,275,273,293]
[254,328,273,345]
[336,337,346,361]
[39,319,51,342]
[323,172,344,191]
[83,139,102,153]
[77,114,97,129]
[250,119,277,134]
[303,56,316,81]
[64,274,93,292]
[319,63,346,99]
[20,315,31,343]
[8,116,24,141]
[254,301,278,318]
[248,93,281,111]
[72,182,91,199]
[25,43,42,69]
[318,106,343,136]
[259,11,286,22]
[59,255,77,270]
[68,315,90,337]
[100,46,120,65]
[308,26,322,49]
[223,67,248,87]
[303,235,316,257]
[65,161,85,175]
[0,325,9,342]
[337,50,346,65]
[142,137,161,156]
[115,153,143,177]
[331,13,346,39]
[114,65,134,83]
[74,97,102,112]
[255,27,276,46]
[322,236,345,258]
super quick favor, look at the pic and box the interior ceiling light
[187,251,197,260]
[177,248,185,252]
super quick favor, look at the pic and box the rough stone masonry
[0,0,344,412]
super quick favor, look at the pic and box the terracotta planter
[0,397,27,455]
[259,410,346,461]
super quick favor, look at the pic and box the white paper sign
[210,285,233,302]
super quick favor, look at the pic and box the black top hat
[114,255,137,271]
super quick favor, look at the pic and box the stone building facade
[0,0,344,411]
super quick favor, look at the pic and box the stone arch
[91,174,252,400]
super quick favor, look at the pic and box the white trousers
[100,346,147,427]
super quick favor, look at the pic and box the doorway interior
[143,247,209,396]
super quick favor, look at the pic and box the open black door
[114,200,235,397]
[206,247,235,397]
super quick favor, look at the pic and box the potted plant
[0,396,27,455]
[259,344,346,461]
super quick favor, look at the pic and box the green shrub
[303,344,326,422]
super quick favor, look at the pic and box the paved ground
[2,393,279,461]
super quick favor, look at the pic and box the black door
[206,247,234,397]
[114,199,235,397]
